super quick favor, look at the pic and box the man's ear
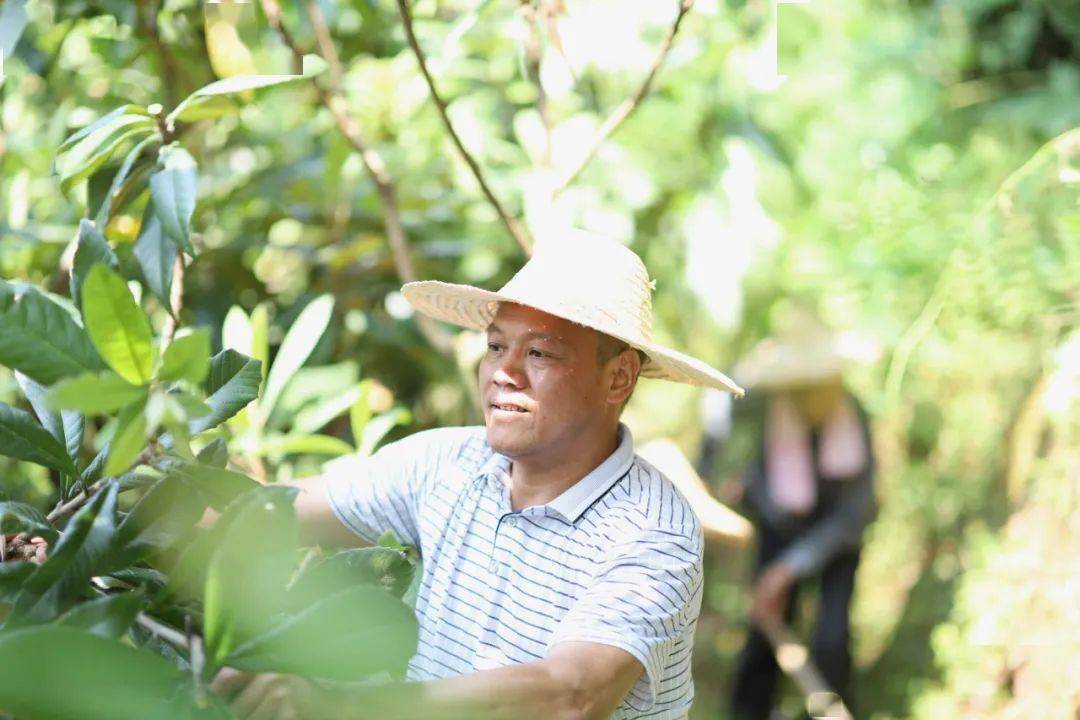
[607,348,641,404]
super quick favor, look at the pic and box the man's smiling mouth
[491,402,528,413]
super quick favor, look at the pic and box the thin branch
[394,0,533,255]
[553,0,696,194]
[162,254,185,345]
[260,0,454,355]
[46,479,105,524]
[136,0,182,110]
[138,612,189,649]
[519,0,552,166]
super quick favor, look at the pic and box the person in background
[698,318,879,719]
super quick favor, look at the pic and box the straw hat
[401,237,745,396]
[732,310,880,390]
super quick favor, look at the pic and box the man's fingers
[248,689,293,720]
[231,673,285,718]
[210,666,255,698]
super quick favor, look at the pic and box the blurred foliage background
[1,0,1077,717]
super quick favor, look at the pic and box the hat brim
[402,280,745,396]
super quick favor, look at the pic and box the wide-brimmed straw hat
[401,237,745,396]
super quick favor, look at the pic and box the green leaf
[260,294,334,422]
[56,119,156,195]
[0,501,58,543]
[104,397,149,477]
[203,485,299,669]
[81,263,154,385]
[0,281,106,385]
[58,590,143,639]
[94,135,158,227]
[0,625,213,719]
[292,383,364,434]
[148,146,198,256]
[133,199,176,310]
[56,105,150,155]
[166,60,324,126]
[227,585,418,681]
[6,483,119,627]
[71,219,119,309]
[189,349,262,434]
[46,370,147,414]
[15,371,84,461]
[116,473,210,561]
[271,360,359,425]
[256,433,354,457]
[0,401,78,475]
[158,328,210,384]
[195,437,228,468]
[285,547,413,609]
[359,407,412,457]
[350,379,374,447]
[158,459,258,511]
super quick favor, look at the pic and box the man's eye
[528,349,548,358]
[487,342,503,352]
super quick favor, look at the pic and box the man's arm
[286,474,370,548]
[218,641,643,720]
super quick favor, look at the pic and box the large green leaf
[58,590,143,639]
[188,349,262,434]
[55,105,150,154]
[227,584,418,681]
[0,401,77,475]
[203,485,299,669]
[115,473,210,562]
[285,547,414,609]
[70,219,118,310]
[46,370,147,415]
[81,263,154,385]
[165,56,326,126]
[5,483,119,628]
[148,146,197,256]
[104,397,149,477]
[15,371,83,462]
[158,328,210,384]
[133,198,176,309]
[156,458,259,511]
[0,626,215,719]
[256,433,354,457]
[0,281,106,385]
[260,294,334,422]
[55,116,156,195]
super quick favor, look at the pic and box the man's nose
[492,350,525,387]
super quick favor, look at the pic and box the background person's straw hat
[732,309,881,390]
[401,237,745,396]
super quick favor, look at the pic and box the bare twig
[260,0,454,354]
[46,479,105,524]
[554,0,696,194]
[162,254,185,345]
[138,612,189,649]
[519,0,552,166]
[394,0,533,255]
[136,0,182,110]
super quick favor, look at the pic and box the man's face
[478,303,611,460]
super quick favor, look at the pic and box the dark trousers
[730,525,860,720]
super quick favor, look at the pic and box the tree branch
[258,0,454,355]
[136,0,182,110]
[553,0,696,194]
[394,0,533,255]
[519,0,552,167]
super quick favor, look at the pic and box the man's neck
[507,426,621,511]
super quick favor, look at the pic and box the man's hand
[1,535,48,564]
[750,560,796,624]
[211,667,323,720]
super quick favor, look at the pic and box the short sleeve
[323,428,471,547]
[546,521,704,715]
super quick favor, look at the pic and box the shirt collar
[476,423,636,525]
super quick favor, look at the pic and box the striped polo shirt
[324,423,704,720]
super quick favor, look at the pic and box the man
[216,238,745,719]
[699,321,877,719]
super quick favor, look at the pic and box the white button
[504,516,517,527]
[489,561,497,572]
